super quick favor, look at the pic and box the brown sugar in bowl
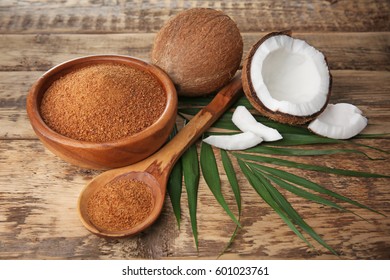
[26,55,177,170]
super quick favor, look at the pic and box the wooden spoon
[77,76,243,237]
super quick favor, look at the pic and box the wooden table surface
[0,0,389,260]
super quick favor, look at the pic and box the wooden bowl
[26,55,177,170]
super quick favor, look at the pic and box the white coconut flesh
[232,106,282,141]
[250,35,330,116]
[203,131,263,151]
[308,103,368,139]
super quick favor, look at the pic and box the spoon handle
[149,76,243,176]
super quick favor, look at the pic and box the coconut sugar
[87,178,154,232]
[40,63,167,142]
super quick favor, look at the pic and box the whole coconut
[151,8,243,96]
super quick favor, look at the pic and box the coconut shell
[151,8,243,96]
[242,31,332,125]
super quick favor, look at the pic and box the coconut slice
[308,103,368,139]
[242,31,332,125]
[203,131,263,150]
[232,105,282,141]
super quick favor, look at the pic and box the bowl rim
[27,54,178,148]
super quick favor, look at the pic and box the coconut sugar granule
[40,63,167,142]
[87,178,154,232]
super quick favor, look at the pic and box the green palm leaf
[238,159,314,249]
[272,133,341,146]
[219,150,242,256]
[221,150,241,215]
[234,152,389,178]
[352,142,389,154]
[247,162,383,216]
[200,142,241,227]
[167,125,183,228]
[261,171,369,222]
[355,133,390,139]
[182,143,200,249]
[167,159,183,229]
[176,97,388,255]
[247,145,375,159]
[250,164,347,211]
[251,167,337,254]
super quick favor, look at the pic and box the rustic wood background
[0,0,389,260]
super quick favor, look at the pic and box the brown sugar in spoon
[77,77,243,237]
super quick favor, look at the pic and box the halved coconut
[242,31,332,125]
[203,131,263,150]
[308,103,368,139]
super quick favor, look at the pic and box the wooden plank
[0,32,389,71]
[1,0,389,34]
[1,0,389,262]
[0,33,154,71]
[0,139,389,259]
[1,70,389,139]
